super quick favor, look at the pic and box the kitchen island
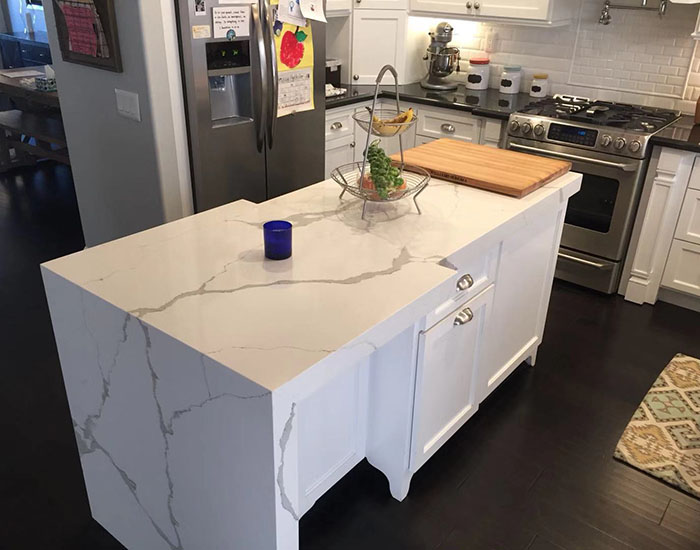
[43,171,581,550]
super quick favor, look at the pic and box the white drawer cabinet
[661,240,700,297]
[325,107,357,179]
[417,107,482,143]
[325,109,355,142]
[410,0,577,25]
[411,284,494,471]
[623,147,700,309]
[416,106,482,143]
[675,188,700,246]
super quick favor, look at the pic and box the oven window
[564,173,619,233]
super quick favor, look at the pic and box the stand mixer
[421,22,460,91]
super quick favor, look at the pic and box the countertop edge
[326,88,525,121]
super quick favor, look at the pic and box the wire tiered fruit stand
[331,65,430,220]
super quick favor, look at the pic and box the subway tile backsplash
[410,0,700,113]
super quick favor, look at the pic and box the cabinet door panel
[325,136,356,179]
[675,188,700,246]
[351,10,407,85]
[661,239,700,297]
[356,0,409,7]
[411,285,494,471]
[480,211,561,401]
[410,0,466,16]
[478,0,550,20]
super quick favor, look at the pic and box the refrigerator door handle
[262,0,278,149]
[252,3,268,153]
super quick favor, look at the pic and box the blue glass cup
[263,220,292,260]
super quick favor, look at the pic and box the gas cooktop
[506,94,682,159]
[518,95,680,133]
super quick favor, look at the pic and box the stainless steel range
[505,94,681,293]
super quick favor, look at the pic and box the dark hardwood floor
[1,163,699,550]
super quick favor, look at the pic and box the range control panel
[548,123,598,147]
[506,115,650,159]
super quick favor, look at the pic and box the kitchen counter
[650,114,700,154]
[42,171,581,550]
[327,83,534,120]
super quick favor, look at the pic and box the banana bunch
[368,107,415,136]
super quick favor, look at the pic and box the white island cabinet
[42,170,581,550]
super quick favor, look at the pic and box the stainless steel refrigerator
[176,0,325,212]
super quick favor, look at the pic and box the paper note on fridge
[277,0,306,27]
[299,0,326,22]
[212,6,250,40]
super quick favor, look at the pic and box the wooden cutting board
[393,138,571,198]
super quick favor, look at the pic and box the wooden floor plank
[661,500,700,542]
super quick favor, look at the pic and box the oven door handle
[557,252,612,270]
[509,143,638,172]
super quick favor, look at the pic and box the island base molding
[43,176,580,550]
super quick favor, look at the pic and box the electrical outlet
[484,30,497,54]
[115,89,141,122]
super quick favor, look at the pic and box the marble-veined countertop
[42,174,581,390]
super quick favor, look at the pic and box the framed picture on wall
[51,0,122,72]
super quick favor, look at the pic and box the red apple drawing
[280,28,306,69]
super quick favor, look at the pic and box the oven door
[508,140,646,262]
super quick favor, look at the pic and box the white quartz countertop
[43,174,581,390]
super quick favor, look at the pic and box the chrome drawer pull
[456,273,474,291]
[330,121,343,130]
[441,123,456,133]
[454,308,474,326]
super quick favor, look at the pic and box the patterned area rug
[614,354,700,498]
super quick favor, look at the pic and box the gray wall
[44,0,192,247]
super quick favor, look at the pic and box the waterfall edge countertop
[326,83,534,120]
[41,173,581,391]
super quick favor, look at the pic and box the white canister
[530,73,549,98]
[499,65,522,94]
[466,58,490,91]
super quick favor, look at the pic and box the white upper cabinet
[410,0,578,26]
[351,10,424,84]
[355,0,409,9]
[327,0,353,14]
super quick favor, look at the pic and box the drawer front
[417,108,481,142]
[20,43,51,64]
[661,239,700,297]
[426,242,499,327]
[675,188,700,246]
[325,110,354,142]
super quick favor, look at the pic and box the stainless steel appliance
[176,0,325,212]
[421,22,460,91]
[505,95,680,293]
